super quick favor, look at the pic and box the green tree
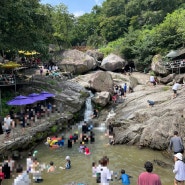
[51,4,74,49]
[0,0,52,53]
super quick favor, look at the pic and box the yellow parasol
[18,50,25,54]
[31,51,40,55]
[0,61,21,69]
[24,51,32,55]
[18,50,40,55]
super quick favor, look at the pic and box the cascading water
[83,91,94,122]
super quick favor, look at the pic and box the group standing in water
[6,103,185,185]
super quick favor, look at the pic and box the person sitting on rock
[91,109,98,119]
[147,100,155,107]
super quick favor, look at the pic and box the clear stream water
[4,93,174,185]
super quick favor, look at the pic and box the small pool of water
[5,125,174,185]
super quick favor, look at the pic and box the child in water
[119,169,132,185]
[60,156,71,170]
[79,142,85,153]
[92,162,97,177]
[84,147,91,155]
[47,161,55,173]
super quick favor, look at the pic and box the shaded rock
[0,56,3,62]
[31,75,89,114]
[174,74,185,83]
[160,73,176,84]
[108,72,130,86]
[92,91,111,107]
[58,49,97,75]
[101,53,126,71]
[153,159,172,168]
[129,76,138,89]
[86,50,104,62]
[151,54,168,76]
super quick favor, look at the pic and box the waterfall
[83,91,94,122]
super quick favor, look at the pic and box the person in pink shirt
[137,161,162,185]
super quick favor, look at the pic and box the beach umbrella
[28,93,47,101]
[39,91,55,98]
[18,50,25,54]
[7,95,36,106]
[24,51,32,56]
[31,51,40,55]
[0,61,21,69]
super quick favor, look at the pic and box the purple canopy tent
[6,95,37,141]
[28,93,47,101]
[39,91,55,98]
[7,95,36,105]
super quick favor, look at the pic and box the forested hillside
[0,0,185,69]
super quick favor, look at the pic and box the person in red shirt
[138,161,162,185]
[84,147,91,155]
[0,166,4,185]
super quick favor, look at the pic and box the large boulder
[102,73,185,150]
[86,50,104,62]
[29,75,89,114]
[58,49,97,75]
[92,91,111,107]
[160,73,176,84]
[71,71,114,93]
[89,71,113,93]
[151,54,168,76]
[101,53,126,71]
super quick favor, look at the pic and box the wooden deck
[0,74,32,87]
[163,60,185,73]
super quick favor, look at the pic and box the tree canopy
[0,0,185,69]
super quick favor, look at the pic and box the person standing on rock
[123,83,127,97]
[3,114,13,142]
[137,161,162,185]
[172,82,180,98]
[169,131,184,154]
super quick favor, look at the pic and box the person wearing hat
[137,161,162,185]
[65,156,71,169]
[59,156,71,170]
[173,153,185,185]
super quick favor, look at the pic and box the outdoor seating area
[0,74,15,85]
[163,59,185,73]
[3,91,59,140]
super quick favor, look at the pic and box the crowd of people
[1,101,56,143]
[1,108,185,185]
[112,83,133,104]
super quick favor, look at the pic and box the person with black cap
[137,161,162,185]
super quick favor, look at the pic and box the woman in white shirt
[173,153,185,185]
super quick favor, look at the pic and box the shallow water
[4,125,174,185]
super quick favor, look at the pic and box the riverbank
[0,111,74,158]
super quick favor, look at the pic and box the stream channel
[5,92,174,185]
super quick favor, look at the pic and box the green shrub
[162,86,170,91]
[51,125,58,133]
